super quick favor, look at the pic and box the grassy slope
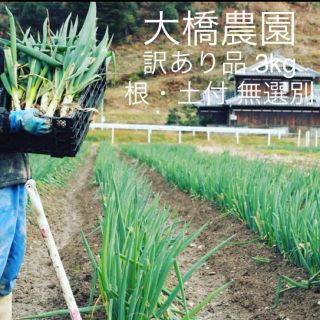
[101,2,320,124]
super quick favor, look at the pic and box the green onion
[121,143,320,278]
[84,143,232,319]
[0,7,21,110]
[0,2,114,116]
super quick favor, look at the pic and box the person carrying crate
[0,47,51,319]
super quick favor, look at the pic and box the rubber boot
[0,293,12,320]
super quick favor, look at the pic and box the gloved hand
[9,109,52,136]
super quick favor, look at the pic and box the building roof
[194,89,320,108]
[230,53,320,79]
[194,54,320,108]
[225,89,320,107]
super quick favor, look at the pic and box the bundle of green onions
[0,2,113,117]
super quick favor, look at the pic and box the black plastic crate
[0,66,107,158]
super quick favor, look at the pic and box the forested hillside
[1,2,319,124]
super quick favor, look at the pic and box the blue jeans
[0,184,27,296]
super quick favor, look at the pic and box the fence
[297,129,320,147]
[90,123,293,146]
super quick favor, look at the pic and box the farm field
[14,141,320,320]
[122,144,320,273]
[1,2,320,320]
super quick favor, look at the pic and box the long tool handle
[26,179,82,320]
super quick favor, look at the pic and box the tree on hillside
[175,2,193,14]
[166,106,200,126]
[0,2,200,42]
[180,105,200,126]
[1,2,68,34]
[0,2,139,42]
[66,2,139,40]
[146,2,179,33]
[216,2,236,17]
[95,2,139,40]
[166,107,181,125]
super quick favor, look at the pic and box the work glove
[9,109,52,136]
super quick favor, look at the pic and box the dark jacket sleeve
[0,47,11,134]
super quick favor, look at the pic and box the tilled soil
[14,147,103,319]
[14,147,320,320]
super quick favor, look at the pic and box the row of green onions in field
[81,142,234,319]
[0,2,113,117]
[121,144,320,277]
[30,142,89,186]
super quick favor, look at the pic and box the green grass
[263,145,320,154]
[87,130,320,155]
[29,142,89,186]
[88,130,275,146]
[121,143,320,277]
[87,129,212,144]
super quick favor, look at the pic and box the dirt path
[129,157,320,320]
[14,147,103,319]
[198,145,320,167]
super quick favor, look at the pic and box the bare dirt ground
[129,157,320,320]
[198,145,320,167]
[14,147,320,320]
[14,147,103,320]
